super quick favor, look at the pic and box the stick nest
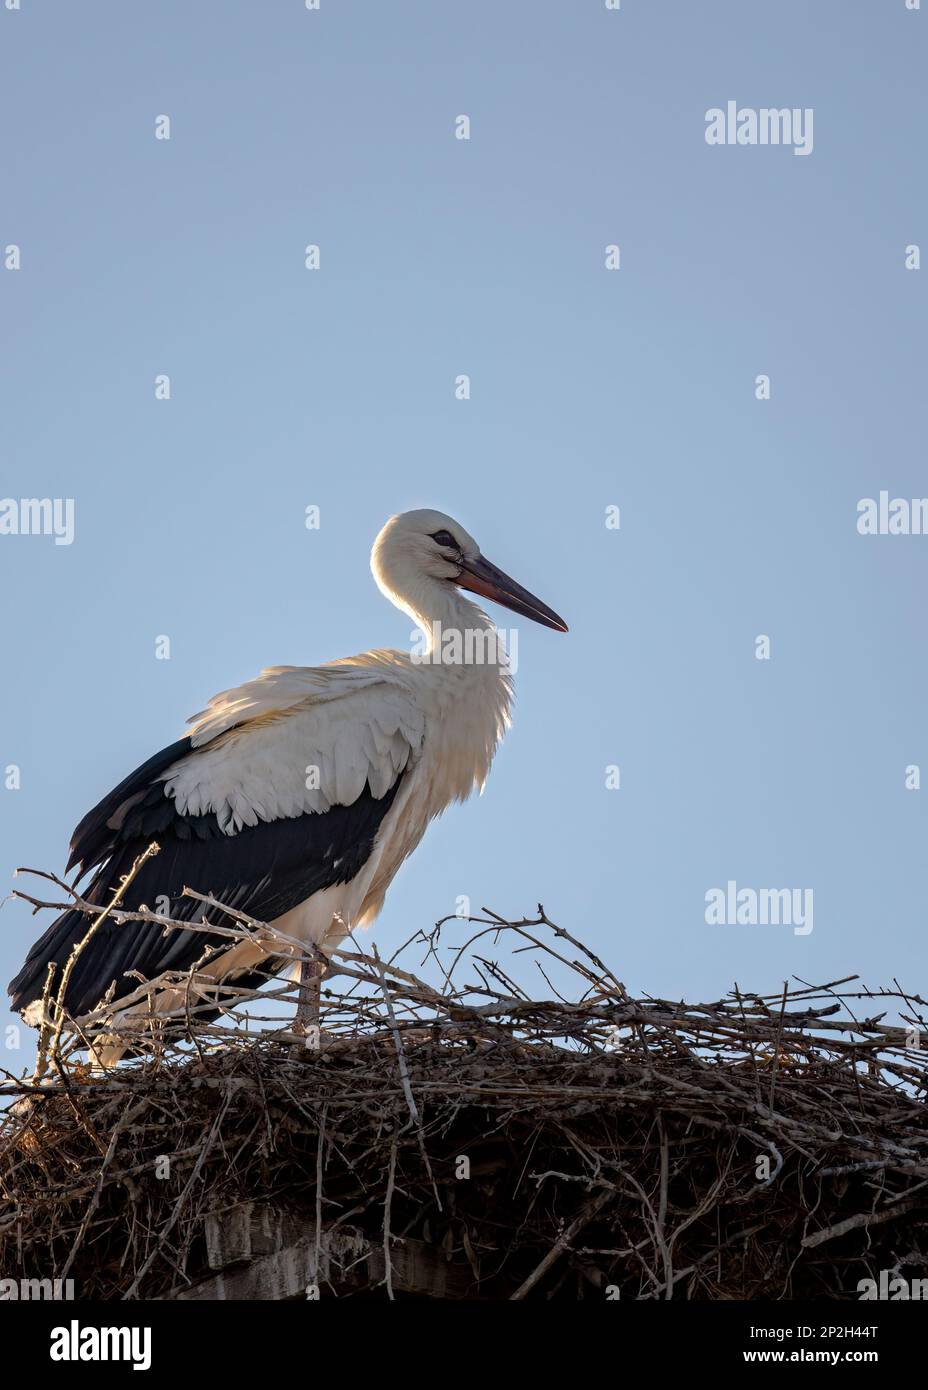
[2,900,927,1300]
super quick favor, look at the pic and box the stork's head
[371,508,568,633]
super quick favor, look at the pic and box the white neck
[392,578,497,660]
[381,572,514,806]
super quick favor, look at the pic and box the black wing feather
[9,739,402,1018]
[66,735,194,875]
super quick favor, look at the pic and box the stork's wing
[8,660,424,1018]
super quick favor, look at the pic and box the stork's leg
[295,955,326,1033]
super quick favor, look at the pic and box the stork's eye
[431,530,457,549]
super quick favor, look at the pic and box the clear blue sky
[1,1,926,1064]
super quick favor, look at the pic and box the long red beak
[455,555,568,633]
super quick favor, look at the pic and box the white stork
[9,509,567,1052]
